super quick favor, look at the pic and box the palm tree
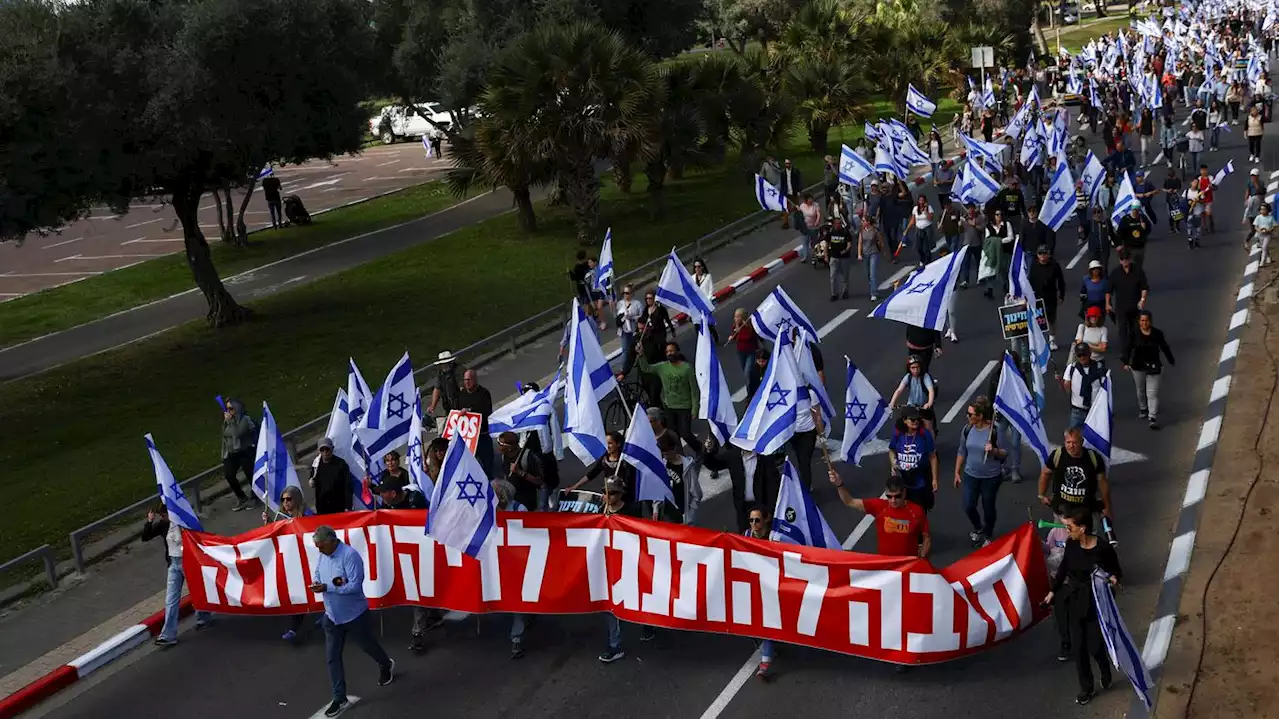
[446,119,551,232]
[728,48,797,172]
[863,15,962,109]
[484,23,661,244]
[775,0,871,154]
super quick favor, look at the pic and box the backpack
[1049,447,1102,477]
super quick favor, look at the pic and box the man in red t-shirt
[828,471,931,558]
[1193,165,1215,233]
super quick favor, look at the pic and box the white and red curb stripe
[0,598,193,718]
[673,245,803,325]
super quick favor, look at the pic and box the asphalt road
[0,141,449,300]
[35,111,1272,718]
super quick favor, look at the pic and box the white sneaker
[946,329,959,343]
[1049,337,1059,351]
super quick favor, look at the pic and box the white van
[368,102,453,144]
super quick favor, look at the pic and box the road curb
[0,598,191,718]
[1129,243,1265,717]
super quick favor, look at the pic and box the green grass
[1054,15,1136,53]
[0,105,959,563]
[0,180,468,348]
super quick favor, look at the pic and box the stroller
[283,195,311,225]
[810,221,833,268]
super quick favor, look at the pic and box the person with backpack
[1059,343,1107,429]
[220,398,258,511]
[954,396,1010,547]
[887,406,938,512]
[1037,427,1112,521]
[888,355,937,433]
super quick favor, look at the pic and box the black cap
[1074,342,1091,357]
[901,406,922,421]
[1116,247,1131,260]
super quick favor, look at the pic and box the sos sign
[442,411,483,454]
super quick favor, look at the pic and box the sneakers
[324,698,350,717]
[640,627,657,643]
[409,634,426,653]
[968,531,984,547]
[756,661,773,681]
[378,659,395,687]
[232,498,255,512]
[870,294,879,302]
[946,329,959,343]
[1075,691,1093,706]
[195,618,212,631]
[959,280,969,289]
[510,642,525,660]
[1100,672,1113,691]
[1049,337,1059,351]
[1057,643,1070,662]
[981,538,992,548]
[153,636,177,648]
[598,647,625,664]
[841,291,849,300]
[1149,419,1161,431]
[1138,410,1148,420]
[830,294,838,302]
[282,629,297,642]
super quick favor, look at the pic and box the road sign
[998,299,1050,339]
[442,410,482,455]
[971,46,995,69]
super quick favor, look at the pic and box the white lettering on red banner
[442,410,482,454]
[183,511,1050,664]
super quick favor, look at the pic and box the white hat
[1251,168,1259,176]
[433,350,456,366]
[1088,259,1103,270]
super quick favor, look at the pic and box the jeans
[1069,406,1089,429]
[884,218,904,255]
[1131,370,1161,419]
[957,246,976,284]
[799,228,815,262]
[267,200,283,228]
[914,225,934,266]
[788,430,818,490]
[761,639,775,662]
[511,614,530,644]
[606,613,622,649]
[160,562,213,641]
[962,472,1002,539]
[619,331,636,376]
[221,450,251,501]
[829,256,850,296]
[864,253,881,297]
[1139,135,1152,163]
[1209,127,1220,150]
[736,349,755,380]
[323,611,392,702]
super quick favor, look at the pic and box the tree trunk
[612,156,633,193]
[807,120,831,155]
[221,186,235,245]
[645,158,667,219]
[512,185,537,232]
[212,190,228,241]
[172,177,250,327]
[235,178,257,245]
[564,162,600,245]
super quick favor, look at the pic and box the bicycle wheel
[604,398,628,433]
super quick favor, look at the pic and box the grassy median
[0,106,958,562]
[0,180,468,348]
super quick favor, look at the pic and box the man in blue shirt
[310,526,395,717]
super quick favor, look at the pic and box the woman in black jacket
[1122,310,1175,430]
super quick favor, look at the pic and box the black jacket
[1028,259,1066,304]
[312,456,353,515]
[384,489,428,510]
[141,516,172,567]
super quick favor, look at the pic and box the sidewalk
[0,214,810,701]
[1152,265,1277,718]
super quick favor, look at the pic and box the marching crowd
[140,3,1273,716]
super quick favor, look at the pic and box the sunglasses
[748,517,764,524]
[605,490,621,497]
[886,493,905,500]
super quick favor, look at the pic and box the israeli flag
[356,351,416,464]
[593,228,614,297]
[864,121,881,142]
[1067,72,1084,95]
[1150,77,1164,109]
[252,402,303,513]
[1092,571,1155,709]
[958,157,1001,205]
[906,83,937,117]
[870,247,964,331]
[838,143,874,185]
[839,358,890,466]
[255,165,274,180]
[1008,237,1033,300]
[656,250,716,324]
[770,459,841,549]
[794,337,835,428]
[489,375,560,436]
[1110,172,1138,229]
[993,352,1051,467]
[563,299,613,464]
[874,143,908,181]
[982,78,996,109]
[1006,99,1031,140]
[1210,160,1235,186]
[425,434,498,559]
[695,321,737,446]
[324,388,371,510]
[146,434,203,531]
[347,359,373,428]
[1039,161,1079,231]
[1080,151,1107,206]
[1082,372,1113,465]
[755,174,787,212]
[406,390,434,497]
[1020,121,1043,168]
[1050,109,1069,157]
[1026,291,1051,411]
[423,134,432,157]
[621,402,676,505]
[750,286,819,343]
[731,330,801,455]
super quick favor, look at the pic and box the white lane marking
[731,386,747,403]
[1141,614,1176,670]
[297,178,343,191]
[1195,416,1222,451]
[878,264,915,291]
[0,293,21,298]
[817,309,860,338]
[1065,242,1091,270]
[125,218,162,229]
[43,236,83,249]
[398,166,427,172]
[364,176,402,182]
[941,360,999,424]
[86,215,119,221]
[308,696,361,719]
[1219,339,1240,363]
[55,253,165,262]
[842,509,878,551]
[1228,308,1249,331]
[1163,531,1196,581]
[0,271,103,277]
[376,159,401,167]
[1208,375,1232,404]
[698,649,763,719]
[1182,469,1210,508]
[122,238,183,245]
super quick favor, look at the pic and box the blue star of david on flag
[846,397,868,425]
[906,279,936,295]
[386,392,409,420]
[1023,395,1040,426]
[773,315,794,337]
[766,382,791,411]
[1049,188,1068,204]
[455,473,487,507]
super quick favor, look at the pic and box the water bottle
[1102,515,1119,546]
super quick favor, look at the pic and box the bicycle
[604,373,651,432]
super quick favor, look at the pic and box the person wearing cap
[1059,342,1107,429]
[1114,202,1151,269]
[1132,170,1159,228]
[1029,244,1066,351]
[427,351,461,429]
[1074,306,1109,364]
[827,214,853,301]
[311,437,354,515]
[1162,166,1184,232]
[1106,248,1148,361]
[310,525,395,717]
[933,158,956,200]
[886,406,939,513]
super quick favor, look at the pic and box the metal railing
[0,545,58,591]
[42,194,780,584]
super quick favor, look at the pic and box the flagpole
[811,406,836,475]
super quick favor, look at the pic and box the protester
[827,215,853,301]
[497,430,543,512]
[1245,104,1265,163]
[1105,249,1149,361]
[910,195,935,268]
[1038,428,1112,520]
[489,479,534,659]
[566,431,636,503]
[856,207,886,301]
[220,398,257,511]
[886,406,939,512]
[1122,310,1176,430]
[1115,202,1152,268]
[728,308,760,379]
[636,341,700,454]
[143,508,214,648]
[427,351,462,424]
[1073,306,1109,365]
[1029,244,1066,350]
[457,369,495,473]
[654,432,701,524]
[742,505,778,680]
[1191,164,1216,233]
[1252,203,1275,265]
[310,525,395,717]
[954,396,1009,547]
[1042,505,1120,706]
[616,284,644,376]
[1060,343,1107,429]
[959,202,986,288]
[830,472,931,558]
[262,172,284,229]
[310,438,354,515]
[1242,169,1266,247]
[370,450,411,495]
[259,486,315,641]
[888,355,937,433]
[599,478,645,663]
[778,159,803,229]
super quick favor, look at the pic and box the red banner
[182,511,1050,664]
